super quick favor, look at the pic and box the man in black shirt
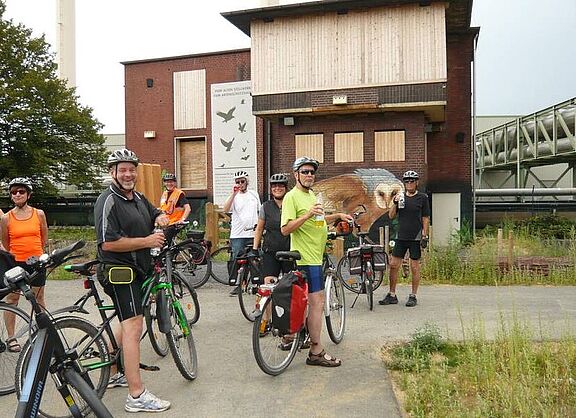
[94,148,171,413]
[379,170,430,307]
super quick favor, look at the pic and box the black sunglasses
[299,169,316,175]
[235,179,246,184]
[10,189,27,195]
[404,179,417,183]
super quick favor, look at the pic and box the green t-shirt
[281,187,327,266]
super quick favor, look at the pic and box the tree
[0,1,106,196]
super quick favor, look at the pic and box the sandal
[6,337,21,353]
[306,350,341,367]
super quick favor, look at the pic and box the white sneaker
[125,388,171,413]
[107,372,128,388]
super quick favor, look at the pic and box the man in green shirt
[281,156,352,367]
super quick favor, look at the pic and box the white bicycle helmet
[233,170,249,180]
[292,156,319,172]
[107,148,139,168]
[402,170,419,181]
[269,173,288,185]
[8,177,33,192]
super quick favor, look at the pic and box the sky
[3,0,576,134]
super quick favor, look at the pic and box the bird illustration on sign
[216,107,236,123]
[220,137,235,151]
[238,122,246,133]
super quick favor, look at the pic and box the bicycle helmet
[402,170,419,181]
[163,173,177,181]
[233,170,249,180]
[107,148,139,168]
[269,173,288,185]
[292,156,319,172]
[8,177,33,192]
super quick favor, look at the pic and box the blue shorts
[299,265,324,294]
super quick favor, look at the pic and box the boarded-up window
[375,131,405,161]
[334,132,364,163]
[174,70,206,130]
[178,138,207,189]
[295,134,324,163]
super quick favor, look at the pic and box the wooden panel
[173,70,206,130]
[375,131,405,161]
[179,139,207,189]
[252,3,446,95]
[334,132,364,163]
[295,134,324,163]
[135,163,162,206]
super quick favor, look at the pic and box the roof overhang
[222,0,474,36]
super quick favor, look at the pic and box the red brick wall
[124,50,266,199]
[266,112,427,186]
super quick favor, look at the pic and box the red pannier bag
[271,270,308,335]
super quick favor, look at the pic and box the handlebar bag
[0,250,16,300]
[271,271,308,335]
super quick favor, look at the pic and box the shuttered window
[178,138,207,189]
[174,70,206,130]
[375,131,405,161]
[334,132,364,163]
[295,134,324,163]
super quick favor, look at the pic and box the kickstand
[350,292,360,308]
[140,362,160,372]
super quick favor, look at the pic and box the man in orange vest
[159,173,191,225]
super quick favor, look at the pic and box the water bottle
[150,227,163,256]
[397,191,405,209]
[314,193,325,227]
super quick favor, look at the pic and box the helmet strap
[111,166,135,193]
[296,174,311,190]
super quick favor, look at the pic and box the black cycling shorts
[392,240,422,261]
[99,265,144,322]
[261,251,293,278]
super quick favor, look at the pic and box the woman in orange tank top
[1,178,48,352]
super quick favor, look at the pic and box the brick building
[124,0,477,243]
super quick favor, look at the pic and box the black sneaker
[229,286,240,296]
[378,293,398,305]
[405,294,417,307]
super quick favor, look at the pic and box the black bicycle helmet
[292,156,319,172]
[107,148,139,168]
[8,177,33,193]
[163,173,177,181]
[269,173,288,185]
[402,170,419,181]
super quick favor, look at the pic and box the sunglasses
[10,189,27,195]
[235,179,246,184]
[299,169,316,175]
[404,179,417,183]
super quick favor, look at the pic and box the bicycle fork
[350,255,372,309]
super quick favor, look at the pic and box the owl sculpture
[313,168,404,231]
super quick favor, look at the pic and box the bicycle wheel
[209,245,233,284]
[0,303,31,396]
[337,256,383,293]
[252,298,300,376]
[365,261,374,311]
[238,267,257,322]
[16,316,110,418]
[325,273,346,344]
[174,243,212,289]
[165,289,198,381]
[62,368,113,418]
[144,300,169,357]
[172,270,200,325]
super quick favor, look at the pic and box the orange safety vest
[160,188,186,224]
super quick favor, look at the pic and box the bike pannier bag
[0,250,16,300]
[346,247,362,275]
[372,245,387,271]
[271,271,308,335]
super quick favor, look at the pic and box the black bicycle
[4,241,112,418]
[232,245,262,322]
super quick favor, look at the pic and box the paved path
[2,278,576,417]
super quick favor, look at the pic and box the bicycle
[209,243,232,285]
[0,298,31,396]
[251,230,347,376]
[173,220,213,288]
[4,240,113,418]
[336,205,386,310]
[231,244,262,322]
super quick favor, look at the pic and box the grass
[384,322,576,417]
[46,227,97,280]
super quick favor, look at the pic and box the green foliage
[0,2,106,196]
[513,213,576,239]
[389,323,448,372]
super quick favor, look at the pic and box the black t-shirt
[94,184,161,274]
[396,192,430,241]
[260,200,290,252]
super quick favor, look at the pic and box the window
[173,70,206,130]
[295,134,324,162]
[334,132,364,162]
[375,131,405,161]
[177,137,207,189]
